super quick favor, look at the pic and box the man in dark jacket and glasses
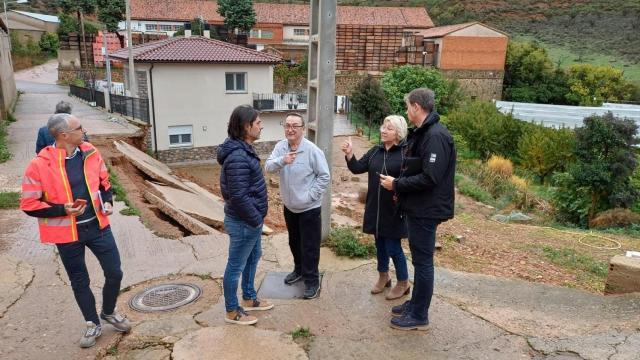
[380,88,456,330]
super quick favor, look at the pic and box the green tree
[380,65,461,117]
[57,0,97,66]
[96,0,124,32]
[565,64,636,106]
[57,13,78,36]
[446,101,524,160]
[217,0,256,43]
[39,32,60,56]
[174,18,206,36]
[503,41,570,104]
[518,125,575,184]
[554,112,640,226]
[350,75,391,140]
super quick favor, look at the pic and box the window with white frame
[159,24,173,31]
[168,125,193,147]
[145,23,157,31]
[293,28,309,36]
[250,29,274,39]
[225,73,247,93]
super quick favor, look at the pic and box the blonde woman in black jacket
[341,115,410,300]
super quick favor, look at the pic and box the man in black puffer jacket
[380,88,456,331]
[217,105,272,326]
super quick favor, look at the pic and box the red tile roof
[418,22,508,38]
[131,0,433,28]
[109,36,282,63]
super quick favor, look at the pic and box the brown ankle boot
[371,272,391,294]
[386,280,410,300]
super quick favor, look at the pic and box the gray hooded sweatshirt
[265,138,330,213]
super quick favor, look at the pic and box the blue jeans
[406,217,439,322]
[223,215,263,312]
[375,236,409,281]
[56,222,123,325]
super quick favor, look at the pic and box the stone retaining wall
[156,141,279,164]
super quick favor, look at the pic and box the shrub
[565,64,636,106]
[503,41,570,104]
[487,155,513,178]
[351,75,391,140]
[380,65,462,116]
[454,173,494,205]
[518,125,576,184]
[328,226,376,258]
[446,101,524,160]
[590,208,640,229]
[39,32,59,56]
[553,113,640,226]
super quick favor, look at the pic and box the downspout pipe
[149,64,158,155]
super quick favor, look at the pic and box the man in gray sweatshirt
[265,113,330,299]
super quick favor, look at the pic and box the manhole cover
[129,283,202,312]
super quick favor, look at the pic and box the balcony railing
[252,93,308,111]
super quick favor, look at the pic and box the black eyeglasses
[280,122,304,130]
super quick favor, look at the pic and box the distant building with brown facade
[416,22,509,100]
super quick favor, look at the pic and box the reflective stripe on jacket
[20,142,111,244]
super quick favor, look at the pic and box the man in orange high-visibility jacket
[21,113,131,348]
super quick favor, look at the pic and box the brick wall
[440,36,508,71]
[156,141,279,164]
[336,25,404,72]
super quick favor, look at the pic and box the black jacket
[346,142,408,239]
[394,111,456,220]
[217,138,268,228]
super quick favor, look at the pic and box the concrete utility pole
[307,0,336,241]
[102,27,111,111]
[125,0,137,97]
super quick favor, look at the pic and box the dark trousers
[375,236,409,281]
[406,217,439,322]
[284,206,321,286]
[56,222,123,325]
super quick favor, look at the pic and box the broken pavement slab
[144,192,219,235]
[115,140,194,193]
[147,181,273,235]
[148,181,226,229]
[171,327,308,360]
[0,255,34,317]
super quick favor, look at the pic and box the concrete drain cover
[129,283,202,312]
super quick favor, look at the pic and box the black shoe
[303,283,320,299]
[389,313,429,331]
[284,271,302,285]
[391,300,411,317]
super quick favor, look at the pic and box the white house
[110,34,291,163]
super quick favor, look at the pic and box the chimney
[184,22,191,38]
[203,24,211,38]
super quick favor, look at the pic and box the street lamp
[3,0,28,37]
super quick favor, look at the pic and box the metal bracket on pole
[307,0,336,241]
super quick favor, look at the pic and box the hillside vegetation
[262,0,640,83]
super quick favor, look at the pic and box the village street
[0,63,639,360]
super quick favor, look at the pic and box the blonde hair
[381,115,408,141]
